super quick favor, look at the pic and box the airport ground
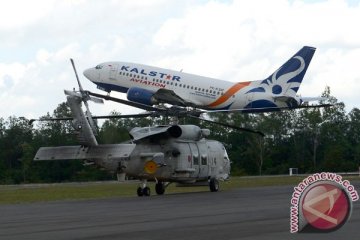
[0,178,359,240]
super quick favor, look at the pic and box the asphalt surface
[0,182,359,240]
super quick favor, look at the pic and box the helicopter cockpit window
[201,156,207,165]
[95,65,103,69]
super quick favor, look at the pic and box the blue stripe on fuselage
[93,82,129,93]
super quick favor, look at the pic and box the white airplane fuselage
[83,46,317,111]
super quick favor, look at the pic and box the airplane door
[197,141,209,178]
[109,64,118,80]
[189,143,200,178]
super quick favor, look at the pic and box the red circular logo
[301,182,350,231]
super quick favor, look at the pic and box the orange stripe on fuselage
[207,81,251,108]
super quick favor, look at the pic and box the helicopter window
[193,156,199,165]
[201,156,207,165]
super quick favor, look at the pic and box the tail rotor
[69,58,103,135]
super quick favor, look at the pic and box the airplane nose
[83,68,98,82]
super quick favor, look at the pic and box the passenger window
[193,156,199,165]
[201,156,207,165]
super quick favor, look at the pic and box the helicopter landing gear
[155,182,165,195]
[137,180,151,197]
[209,178,219,192]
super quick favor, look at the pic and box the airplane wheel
[155,182,165,195]
[137,187,144,197]
[209,178,219,192]
[143,187,151,196]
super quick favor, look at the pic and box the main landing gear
[137,180,151,197]
[137,180,168,197]
[209,178,219,192]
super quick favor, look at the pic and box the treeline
[0,87,359,183]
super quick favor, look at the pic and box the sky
[0,0,359,120]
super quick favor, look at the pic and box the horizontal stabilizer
[300,97,328,103]
[34,144,136,161]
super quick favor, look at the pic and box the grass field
[0,176,358,204]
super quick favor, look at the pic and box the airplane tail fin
[261,46,316,97]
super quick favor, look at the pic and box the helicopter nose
[83,68,98,82]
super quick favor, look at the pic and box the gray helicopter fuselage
[122,136,230,183]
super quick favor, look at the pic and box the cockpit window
[95,65,103,69]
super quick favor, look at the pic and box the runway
[0,182,359,240]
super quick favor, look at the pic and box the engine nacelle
[167,125,210,141]
[127,87,158,106]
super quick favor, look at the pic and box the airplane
[83,46,326,112]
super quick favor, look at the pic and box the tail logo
[259,56,305,95]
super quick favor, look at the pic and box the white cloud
[153,0,360,110]
[0,0,56,30]
[0,0,359,120]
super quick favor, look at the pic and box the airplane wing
[153,89,189,106]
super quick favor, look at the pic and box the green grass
[0,176,358,204]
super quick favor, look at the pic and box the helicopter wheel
[137,187,144,197]
[142,187,151,196]
[155,182,165,195]
[209,178,219,192]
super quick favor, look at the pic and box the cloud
[152,0,360,110]
[0,0,359,120]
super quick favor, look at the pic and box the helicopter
[33,59,267,196]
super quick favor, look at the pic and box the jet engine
[127,87,158,105]
[167,125,210,141]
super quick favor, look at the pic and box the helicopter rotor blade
[86,91,162,112]
[188,115,265,137]
[70,58,84,92]
[29,112,156,125]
